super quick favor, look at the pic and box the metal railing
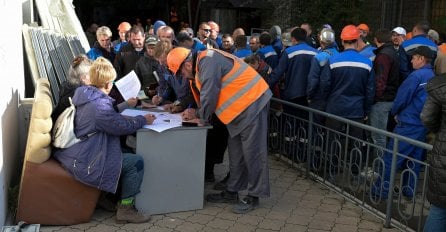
[268,98,432,232]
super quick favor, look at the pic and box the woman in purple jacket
[54,57,155,223]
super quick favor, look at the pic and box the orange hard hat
[357,23,369,33]
[341,25,361,40]
[118,22,131,31]
[167,47,191,74]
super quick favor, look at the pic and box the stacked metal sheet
[24,26,86,105]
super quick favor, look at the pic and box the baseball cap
[392,27,406,36]
[408,46,433,58]
[145,35,159,46]
[357,23,370,33]
[428,29,439,43]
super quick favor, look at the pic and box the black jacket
[420,73,446,208]
[373,42,400,102]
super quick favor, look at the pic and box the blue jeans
[120,153,144,199]
[424,204,446,231]
[369,101,393,151]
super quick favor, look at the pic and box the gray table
[135,126,211,215]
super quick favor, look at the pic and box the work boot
[213,172,230,190]
[206,190,238,203]
[116,203,151,224]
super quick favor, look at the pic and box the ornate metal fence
[268,98,432,232]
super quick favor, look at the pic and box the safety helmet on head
[166,47,191,75]
[319,28,335,44]
[357,23,369,33]
[341,25,360,41]
[118,22,131,31]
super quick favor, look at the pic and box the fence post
[384,138,399,228]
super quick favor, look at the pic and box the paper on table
[121,108,182,132]
[115,70,141,100]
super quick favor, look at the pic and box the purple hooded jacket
[54,85,146,193]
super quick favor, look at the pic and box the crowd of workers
[50,17,446,230]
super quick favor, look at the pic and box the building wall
[0,0,24,226]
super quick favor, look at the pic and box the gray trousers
[226,105,270,198]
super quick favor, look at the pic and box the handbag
[52,97,95,148]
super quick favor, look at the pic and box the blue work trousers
[424,204,446,232]
[373,123,426,198]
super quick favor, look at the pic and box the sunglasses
[202,29,211,33]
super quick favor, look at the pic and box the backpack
[52,97,95,148]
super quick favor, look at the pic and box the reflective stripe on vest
[195,49,269,124]
[189,79,201,107]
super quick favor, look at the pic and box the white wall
[0,0,24,226]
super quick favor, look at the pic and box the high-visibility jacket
[193,49,269,124]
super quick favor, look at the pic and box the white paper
[115,70,141,101]
[121,108,182,132]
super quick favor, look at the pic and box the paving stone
[154,217,185,228]
[200,226,227,232]
[51,228,84,232]
[380,228,401,232]
[258,218,286,230]
[331,224,358,232]
[227,222,257,232]
[298,200,321,209]
[308,219,334,230]
[313,212,338,222]
[215,210,240,221]
[236,214,264,226]
[291,207,317,216]
[265,210,291,221]
[286,214,312,226]
[166,211,196,219]
[307,228,331,232]
[196,205,225,216]
[87,224,123,232]
[280,223,308,232]
[118,223,153,232]
[339,208,362,217]
[318,203,341,213]
[322,197,344,205]
[358,220,383,231]
[206,217,234,229]
[143,226,174,232]
[361,213,383,223]
[37,155,391,232]
[256,229,282,232]
[185,213,214,225]
[173,221,204,232]
[335,215,360,225]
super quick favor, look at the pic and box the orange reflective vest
[194,49,269,124]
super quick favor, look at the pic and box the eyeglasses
[202,29,211,33]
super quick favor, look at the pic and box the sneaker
[213,173,229,190]
[232,196,259,214]
[206,190,238,203]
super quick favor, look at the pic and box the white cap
[392,27,406,36]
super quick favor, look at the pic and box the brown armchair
[16,78,100,225]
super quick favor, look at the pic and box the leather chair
[16,78,100,225]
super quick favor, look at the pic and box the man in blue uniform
[372,46,435,199]
[320,25,374,178]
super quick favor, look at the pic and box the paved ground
[40,156,401,232]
